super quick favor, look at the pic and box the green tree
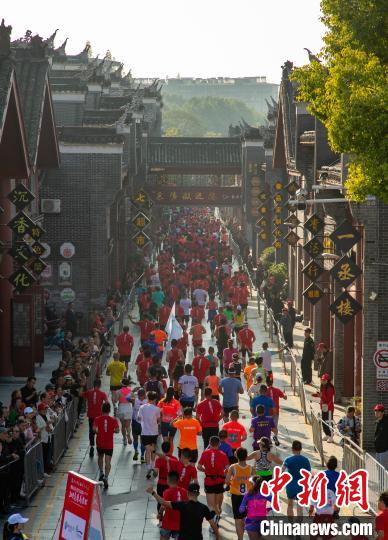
[291,0,388,202]
[260,247,276,270]
[163,109,206,137]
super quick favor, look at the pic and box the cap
[8,513,29,525]
[256,374,263,381]
[23,407,34,414]
[0,426,9,434]
[38,402,48,412]
[237,305,242,310]
[187,482,200,494]
[321,373,331,381]
[64,375,73,380]
[232,353,239,359]
[318,342,327,349]
[228,368,236,375]
[374,404,385,412]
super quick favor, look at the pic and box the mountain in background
[162,95,266,137]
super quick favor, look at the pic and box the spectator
[20,377,38,408]
[375,491,388,540]
[313,374,335,443]
[301,328,315,385]
[64,302,77,335]
[279,307,293,348]
[2,512,29,539]
[36,403,53,476]
[7,426,25,505]
[374,404,388,468]
[8,393,25,427]
[338,406,361,445]
[315,342,333,379]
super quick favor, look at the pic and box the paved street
[17,290,350,540]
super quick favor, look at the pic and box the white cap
[8,513,29,525]
[23,407,33,414]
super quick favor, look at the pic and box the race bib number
[239,483,246,494]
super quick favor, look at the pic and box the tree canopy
[162,95,265,137]
[291,0,388,202]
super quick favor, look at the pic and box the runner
[238,476,272,540]
[117,377,133,446]
[147,482,220,540]
[138,391,161,479]
[237,323,256,365]
[154,441,181,520]
[82,378,108,458]
[222,410,247,458]
[204,366,221,400]
[158,387,181,447]
[219,367,244,421]
[197,435,229,528]
[196,387,223,448]
[192,347,211,396]
[132,388,146,462]
[190,319,206,356]
[250,384,275,417]
[105,353,126,414]
[159,470,189,540]
[115,326,134,368]
[172,407,202,463]
[93,402,119,489]
[225,447,254,540]
[177,448,198,489]
[250,405,277,450]
[247,436,282,480]
[178,364,199,409]
[166,340,184,386]
[283,440,312,519]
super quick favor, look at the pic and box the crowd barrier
[310,408,325,466]
[24,441,45,505]
[365,452,388,515]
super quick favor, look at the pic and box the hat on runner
[256,374,263,381]
[374,404,385,412]
[23,407,34,414]
[8,513,29,525]
[38,402,48,412]
[321,373,331,381]
[237,305,242,310]
[232,353,239,359]
[228,368,236,375]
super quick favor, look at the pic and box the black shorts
[132,419,142,436]
[141,435,158,447]
[110,385,121,391]
[120,355,131,365]
[205,482,225,494]
[97,447,113,457]
[223,406,238,415]
[157,483,168,497]
[231,494,247,519]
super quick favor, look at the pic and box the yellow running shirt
[229,463,254,495]
[106,360,126,386]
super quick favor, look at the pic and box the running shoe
[103,477,109,490]
[89,446,94,458]
[141,456,146,463]
[133,451,139,461]
[99,471,104,482]
[273,435,280,447]
[146,470,152,480]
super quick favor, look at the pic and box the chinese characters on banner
[272,181,284,250]
[147,186,242,206]
[260,466,369,513]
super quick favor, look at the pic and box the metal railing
[24,441,45,504]
[51,413,67,467]
[310,409,325,466]
[365,452,388,515]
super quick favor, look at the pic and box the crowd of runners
[85,209,338,540]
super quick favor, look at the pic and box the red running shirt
[196,398,222,428]
[162,486,188,532]
[178,463,198,489]
[155,455,181,484]
[83,389,108,419]
[93,415,119,449]
[222,420,247,449]
[198,448,229,486]
[192,355,211,383]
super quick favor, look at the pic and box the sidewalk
[16,286,361,540]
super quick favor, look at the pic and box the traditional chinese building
[268,59,388,449]
[0,22,59,377]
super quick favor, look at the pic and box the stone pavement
[18,289,354,540]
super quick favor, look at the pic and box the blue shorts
[161,421,177,438]
[245,517,264,532]
[286,482,302,500]
[159,529,179,539]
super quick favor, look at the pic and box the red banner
[146,186,242,206]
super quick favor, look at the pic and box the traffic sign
[373,347,388,380]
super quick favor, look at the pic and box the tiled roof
[58,126,124,144]
[14,58,50,163]
[82,109,123,126]
[99,95,132,109]
[0,58,13,135]
[148,137,241,168]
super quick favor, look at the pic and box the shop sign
[272,227,282,238]
[59,262,72,285]
[60,242,75,259]
[272,239,282,249]
[60,288,76,303]
[274,205,282,215]
[303,237,324,259]
[285,231,300,246]
[303,283,324,305]
[302,259,324,281]
[330,221,361,252]
[256,217,268,229]
[9,267,36,292]
[7,184,35,211]
[131,189,152,209]
[329,291,362,324]
[286,180,299,196]
[9,243,33,265]
[132,231,151,249]
[273,216,282,226]
[286,214,300,228]
[132,212,150,230]
[304,214,324,235]
[274,181,283,191]
[330,255,362,288]
[258,231,268,241]
[8,211,35,237]
[29,258,47,276]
